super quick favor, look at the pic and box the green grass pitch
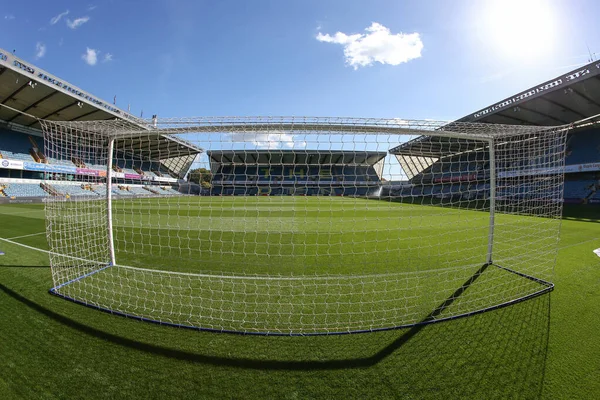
[0,199,599,399]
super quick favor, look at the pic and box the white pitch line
[0,237,102,265]
[0,209,45,217]
[557,237,599,251]
[7,231,46,240]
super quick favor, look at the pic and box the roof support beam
[1,81,30,105]
[493,112,535,125]
[6,91,59,122]
[28,100,79,126]
[517,105,568,124]
[570,87,600,109]
[69,109,101,121]
[539,97,586,119]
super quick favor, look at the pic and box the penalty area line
[7,231,46,240]
[0,237,102,265]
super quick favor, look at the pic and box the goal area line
[100,262,491,281]
[48,262,553,336]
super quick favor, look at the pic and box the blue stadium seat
[563,180,596,198]
[4,183,49,197]
[565,129,600,165]
[50,184,99,197]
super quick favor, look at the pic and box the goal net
[41,118,567,335]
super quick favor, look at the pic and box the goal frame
[41,117,567,336]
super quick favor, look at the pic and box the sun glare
[482,0,558,62]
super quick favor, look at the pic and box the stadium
[1,48,599,203]
[1,44,599,399]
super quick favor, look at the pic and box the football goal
[40,117,567,335]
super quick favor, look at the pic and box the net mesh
[41,118,567,334]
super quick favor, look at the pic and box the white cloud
[87,5,97,11]
[35,42,46,59]
[82,48,98,66]
[103,53,113,63]
[4,14,15,20]
[316,22,423,69]
[229,132,306,150]
[67,16,90,29]
[50,10,69,25]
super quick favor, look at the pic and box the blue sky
[2,0,600,121]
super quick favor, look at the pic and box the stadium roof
[207,150,387,166]
[389,136,487,158]
[456,60,600,126]
[390,60,600,166]
[0,48,146,131]
[0,48,203,177]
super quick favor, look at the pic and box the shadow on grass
[0,276,552,397]
[2,263,489,366]
[562,204,600,223]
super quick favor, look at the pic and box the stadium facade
[0,47,599,203]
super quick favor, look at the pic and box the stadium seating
[88,184,175,197]
[212,162,382,198]
[144,186,161,194]
[87,163,107,170]
[0,150,34,161]
[91,184,108,196]
[423,152,487,183]
[0,129,35,154]
[3,183,49,197]
[46,157,75,167]
[565,129,600,165]
[0,130,50,163]
[50,184,98,197]
[159,187,181,195]
[564,180,597,199]
[128,186,152,195]
[121,168,138,175]
[112,186,134,195]
[117,161,175,177]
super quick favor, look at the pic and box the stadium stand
[564,180,596,199]
[0,49,195,204]
[1,49,599,205]
[121,167,138,175]
[50,184,98,197]
[91,184,108,196]
[159,187,181,195]
[112,186,134,195]
[3,183,49,198]
[0,129,35,155]
[565,129,600,165]
[128,186,152,195]
[0,150,33,161]
[47,157,75,167]
[209,150,384,197]
[144,186,161,194]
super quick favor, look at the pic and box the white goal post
[40,117,568,335]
